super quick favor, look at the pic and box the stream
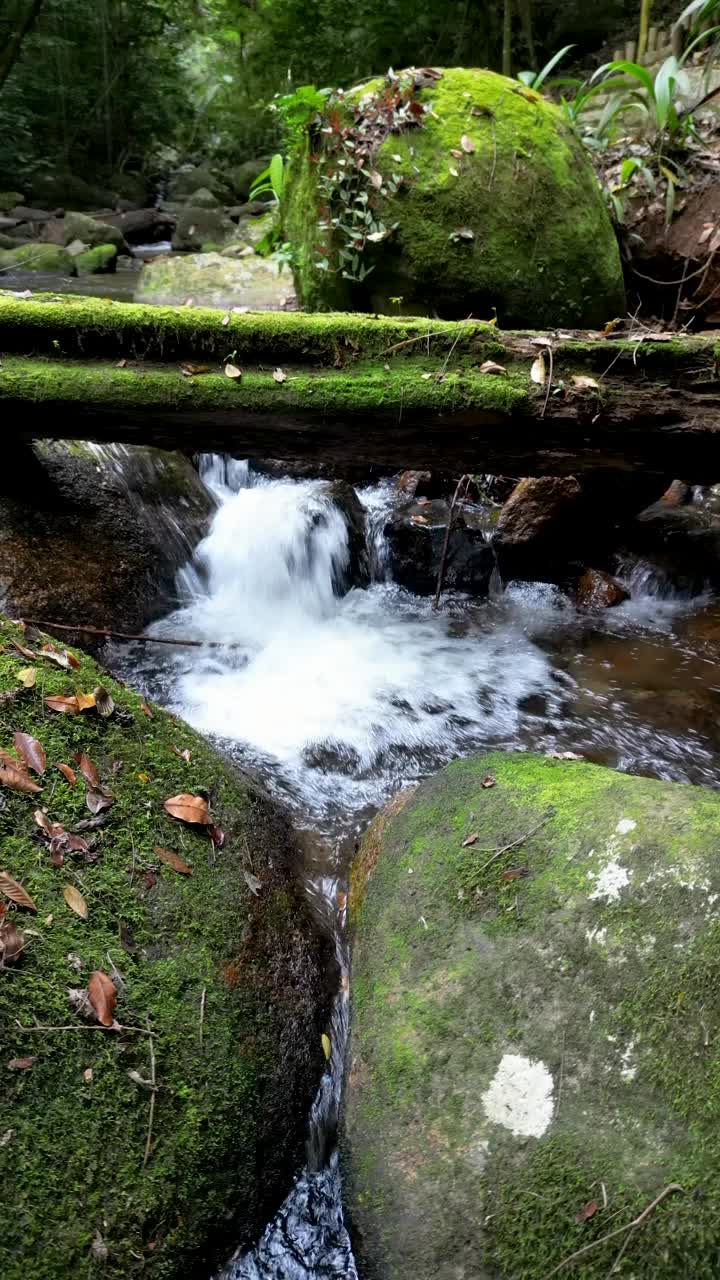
[106,455,720,1279]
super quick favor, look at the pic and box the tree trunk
[502,0,513,77]
[638,0,653,61]
[2,296,720,480]
[516,0,536,69]
[0,0,45,94]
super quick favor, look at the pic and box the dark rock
[92,206,176,244]
[386,498,495,595]
[45,211,127,252]
[7,205,52,222]
[324,480,371,589]
[395,470,433,500]
[228,200,275,221]
[168,165,233,204]
[227,156,272,202]
[172,205,234,252]
[576,568,629,609]
[621,501,720,592]
[0,441,214,643]
[660,480,691,507]
[29,173,118,211]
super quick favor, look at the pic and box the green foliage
[249,153,285,203]
[518,43,575,90]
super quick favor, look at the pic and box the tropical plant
[518,44,575,90]
[249,153,286,203]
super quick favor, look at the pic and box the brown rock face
[576,568,630,609]
[497,477,583,545]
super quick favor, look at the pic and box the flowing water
[106,456,720,1279]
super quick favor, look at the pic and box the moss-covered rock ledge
[345,752,720,1280]
[0,617,333,1279]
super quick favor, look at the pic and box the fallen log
[1,293,720,478]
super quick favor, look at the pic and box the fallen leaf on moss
[93,686,114,718]
[224,362,242,380]
[88,970,116,1027]
[40,643,80,670]
[140,702,153,718]
[462,834,479,847]
[63,884,88,920]
[208,824,225,849]
[76,691,97,711]
[571,375,599,391]
[86,789,114,816]
[530,353,547,386]
[0,872,36,912]
[56,763,77,785]
[0,919,26,964]
[170,746,192,764]
[243,869,262,895]
[14,732,46,776]
[10,639,37,661]
[500,867,529,881]
[321,1033,332,1060]
[575,1199,599,1224]
[74,753,100,789]
[164,793,210,825]
[154,846,193,875]
[272,367,287,383]
[482,773,496,788]
[137,771,150,783]
[460,133,476,153]
[479,361,507,376]
[7,1056,36,1070]
[16,667,36,688]
[0,763,41,794]
[45,695,81,714]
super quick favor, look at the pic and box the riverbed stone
[172,205,235,252]
[344,752,720,1280]
[0,441,214,640]
[0,614,332,1279]
[55,211,126,251]
[137,249,294,309]
[622,500,720,591]
[227,156,272,202]
[75,242,118,274]
[385,497,496,595]
[576,567,629,608]
[285,67,625,325]
[0,243,75,274]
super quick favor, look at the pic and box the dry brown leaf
[482,773,496,788]
[530,353,547,386]
[0,763,41,794]
[170,745,192,764]
[575,1199,599,1224]
[45,694,80,715]
[16,667,36,688]
[224,362,242,380]
[76,691,97,711]
[0,920,26,964]
[39,644,73,670]
[208,823,225,849]
[154,846,193,876]
[93,686,114,718]
[501,867,529,881]
[86,788,114,816]
[140,701,153,718]
[14,732,46,776]
[10,639,37,661]
[83,1067,93,1083]
[63,884,88,920]
[180,362,210,377]
[570,374,599,391]
[56,763,77,785]
[0,872,37,912]
[272,367,287,383]
[479,361,507,376]
[462,834,479,847]
[88,970,116,1027]
[75,753,100,789]
[163,793,210,825]
[243,869,262,896]
[460,134,476,153]
[7,1056,36,1070]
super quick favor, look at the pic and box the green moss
[0,617,330,1279]
[344,753,720,1279]
[75,243,118,274]
[0,244,75,275]
[285,68,625,326]
[62,212,126,251]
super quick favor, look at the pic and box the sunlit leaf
[16,667,36,688]
[56,763,77,785]
[13,732,46,776]
[163,793,210,825]
[321,1033,332,1060]
[63,884,88,920]
[0,763,41,794]
[87,970,116,1027]
[530,353,547,386]
[0,872,37,912]
[224,363,242,380]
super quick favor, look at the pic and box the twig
[15,1020,156,1035]
[487,118,498,190]
[143,1014,157,1170]
[438,313,473,380]
[199,986,206,1047]
[544,1184,683,1278]
[671,257,690,330]
[19,618,227,648]
[476,807,555,873]
[553,1029,566,1122]
[432,474,474,610]
[541,345,554,419]
[377,329,455,357]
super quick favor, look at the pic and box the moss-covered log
[2,294,720,477]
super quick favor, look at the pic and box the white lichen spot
[620,1040,638,1081]
[616,818,637,835]
[588,859,632,902]
[585,926,608,946]
[481,1053,554,1139]
[589,1009,595,1024]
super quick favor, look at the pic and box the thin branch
[541,346,554,419]
[142,1015,157,1169]
[19,619,225,648]
[199,986,206,1047]
[15,1020,156,1035]
[476,807,555,873]
[433,473,474,610]
[544,1184,683,1278]
[377,329,453,357]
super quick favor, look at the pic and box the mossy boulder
[29,173,117,211]
[75,243,118,274]
[227,156,272,202]
[285,67,625,326]
[0,190,25,211]
[187,186,220,208]
[345,752,720,1280]
[0,243,75,274]
[0,616,333,1279]
[137,250,293,309]
[171,205,234,252]
[58,212,125,251]
[0,440,214,638]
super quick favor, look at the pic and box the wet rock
[168,164,233,203]
[187,185,220,208]
[29,172,118,210]
[324,480,370,589]
[495,476,584,577]
[385,498,495,595]
[0,441,214,640]
[395,470,433,500]
[660,479,691,506]
[0,190,24,211]
[227,156,272,202]
[137,250,294,309]
[49,210,127,251]
[75,242,118,274]
[576,568,629,609]
[171,204,235,252]
[345,751,720,1280]
[0,615,333,1279]
[623,501,720,592]
[222,210,276,252]
[90,206,176,244]
[6,205,53,222]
